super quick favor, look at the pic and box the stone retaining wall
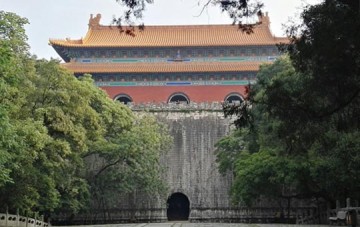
[51,104,321,224]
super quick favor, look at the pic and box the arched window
[168,92,190,104]
[225,93,244,104]
[114,94,132,104]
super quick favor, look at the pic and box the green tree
[219,0,360,207]
[218,58,315,206]
[232,150,310,204]
[266,1,360,201]
[0,10,29,54]
[0,11,38,209]
[0,58,101,213]
[0,11,172,215]
[0,41,16,187]
[85,113,172,211]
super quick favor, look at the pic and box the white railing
[0,213,50,227]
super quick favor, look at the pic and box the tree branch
[94,158,124,178]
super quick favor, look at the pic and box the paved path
[62,223,337,227]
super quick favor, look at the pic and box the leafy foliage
[218,0,360,206]
[231,151,310,205]
[0,11,29,54]
[0,11,171,216]
[215,129,247,175]
[87,115,172,210]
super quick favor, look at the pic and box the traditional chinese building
[50,13,286,105]
[50,14,291,224]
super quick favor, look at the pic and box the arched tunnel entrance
[167,192,190,221]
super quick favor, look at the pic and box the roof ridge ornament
[258,12,270,26]
[89,14,101,29]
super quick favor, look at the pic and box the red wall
[100,85,247,103]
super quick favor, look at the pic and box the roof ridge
[49,13,289,49]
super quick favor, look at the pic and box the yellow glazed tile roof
[62,61,265,74]
[50,14,289,48]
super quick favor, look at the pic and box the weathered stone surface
[153,111,233,210]
[74,109,235,223]
[92,109,236,221]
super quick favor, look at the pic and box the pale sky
[1,0,322,60]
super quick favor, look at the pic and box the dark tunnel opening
[167,192,190,221]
